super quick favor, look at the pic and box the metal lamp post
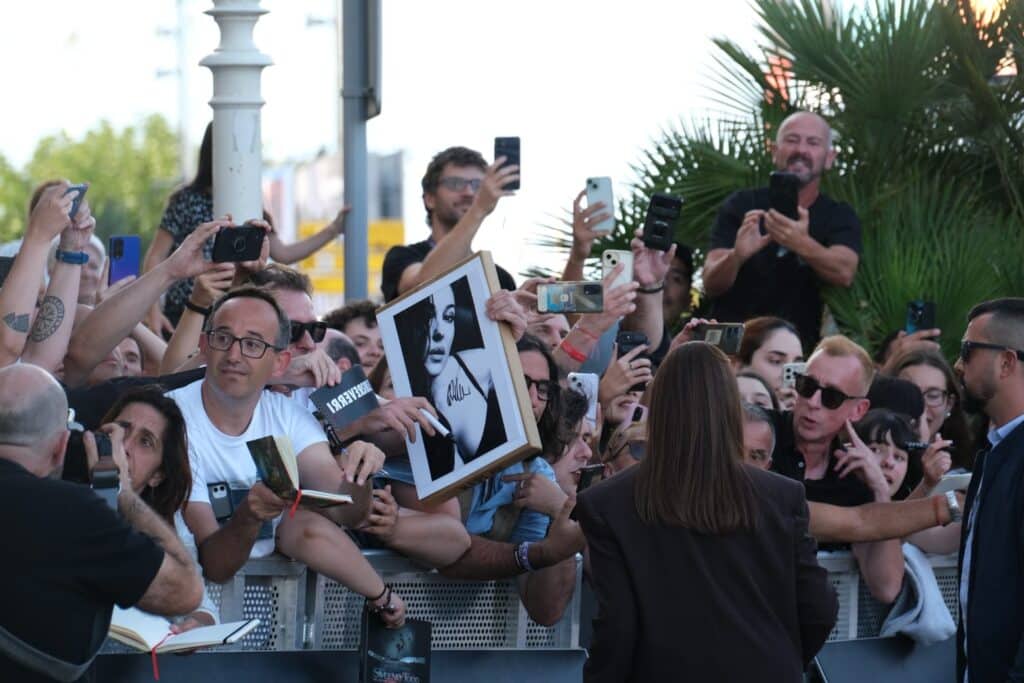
[200,0,272,224]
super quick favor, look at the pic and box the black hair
[853,409,921,500]
[516,333,563,454]
[421,146,487,226]
[206,285,291,349]
[323,300,378,332]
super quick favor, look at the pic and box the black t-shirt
[770,411,873,508]
[708,188,862,349]
[0,459,164,682]
[381,239,517,302]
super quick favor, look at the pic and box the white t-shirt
[167,378,327,558]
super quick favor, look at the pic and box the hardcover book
[246,434,352,507]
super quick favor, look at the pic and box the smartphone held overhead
[693,323,745,355]
[586,177,615,233]
[537,281,603,314]
[64,183,89,221]
[494,136,520,191]
[602,250,633,291]
[108,235,141,286]
[642,193,683,251]
[212,225,265,263]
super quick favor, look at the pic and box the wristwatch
[944,490,963,524]
[55,249,89,265]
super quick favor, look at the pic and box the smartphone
[693,322,745,355]
[616,330,649,358]
[769,171,800,220]
[616,331,650,392]
[494,136,520,191]
[905,300,937,334]
[64,183,89,220]
[602,250,634,292]
[107,235,141,286]
[586,177,615,233]
[208,482,234,522]
[0,256,14,288]
[576,464,605,494]
[537,281,603,314]
[93,432,113,458]
[642,193,683,251]
[568,372,600,424]
[782,362,807,389]
[212,225,266,263]
[630,403,649,424]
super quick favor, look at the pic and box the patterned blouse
[159,186,214,325]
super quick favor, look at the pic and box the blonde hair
[809,335,875,395]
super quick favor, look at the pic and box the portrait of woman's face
[424,285,456,377]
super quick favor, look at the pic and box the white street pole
[200,0,272,224]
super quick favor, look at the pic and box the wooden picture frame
[376,252,541,504]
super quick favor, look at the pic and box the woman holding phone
[575,342,836,681]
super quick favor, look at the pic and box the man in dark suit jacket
[954,298,1024,682]
[576,464,837,682]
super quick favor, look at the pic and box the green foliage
[0,115,181,248]
[534,0,1023,359]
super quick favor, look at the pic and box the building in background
[263,151,403,313]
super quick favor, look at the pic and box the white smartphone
[568,372,600,425]
[586,177,615,233]
[930,472,972,496]
[782,362,807,389]
[602,249,634,292]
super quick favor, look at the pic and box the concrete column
[200,0,272,224]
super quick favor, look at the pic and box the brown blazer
[576,464,837,683]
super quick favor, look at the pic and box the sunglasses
[290,320,328,344]
[959,340,1024,364]
[793,373,865,410]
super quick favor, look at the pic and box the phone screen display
[537,282,603,314]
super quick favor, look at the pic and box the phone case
[568,372,600,424]
[905,301,936,333]
[769,172,800,220]
[642,193,682,251]
[601,250,634,292]
[537,282,603,314]
[586,177,615,233]
[212,226,265,263]
[108,235,141,286]
[782,362,807,389]
[494,137,520,190]
[694,323,745,355]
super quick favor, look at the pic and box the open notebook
[247,434,352,507]
[108,606,260,654]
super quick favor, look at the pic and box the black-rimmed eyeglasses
[793,373,865,410]
[205,330,281,359]
[524,376,551,401]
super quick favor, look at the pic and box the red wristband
[561,339,587,363]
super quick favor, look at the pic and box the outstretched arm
[268,207,347,264]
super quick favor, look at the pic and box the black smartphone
[0,256,14,288]
[212,225,266,263]
[494,136,520,191]
[769,171,800,220]
[905,300,937,334]
[642,193,683,251]
[693,322,745,355]
[616,331,650,392]
[576,464,605,494]
[93,432,113,458]
[64,183,89,220]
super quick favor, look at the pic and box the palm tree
[537,0,1023,358]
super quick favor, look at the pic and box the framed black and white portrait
[377,252,541,503]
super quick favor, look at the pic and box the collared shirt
[960,410,1024,682]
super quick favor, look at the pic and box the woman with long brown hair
[575,342,837,682]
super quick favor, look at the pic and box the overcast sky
[0,0,764,275]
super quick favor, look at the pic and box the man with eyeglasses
[952,298,1024,683]
[170,286,412,627]
[246,265,473,571]
[381,146,519,303]
[770,335,905,605]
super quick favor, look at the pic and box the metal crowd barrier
[817,551,959,641]
[101,549,954,653]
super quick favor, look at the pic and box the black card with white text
[310,365,378,432]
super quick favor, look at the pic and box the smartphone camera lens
[111,239,123,259]
[584,284,601,295]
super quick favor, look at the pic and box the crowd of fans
[0,109,1009,681]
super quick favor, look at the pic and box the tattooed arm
[0,183,72,368]
[21,207,95,373]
